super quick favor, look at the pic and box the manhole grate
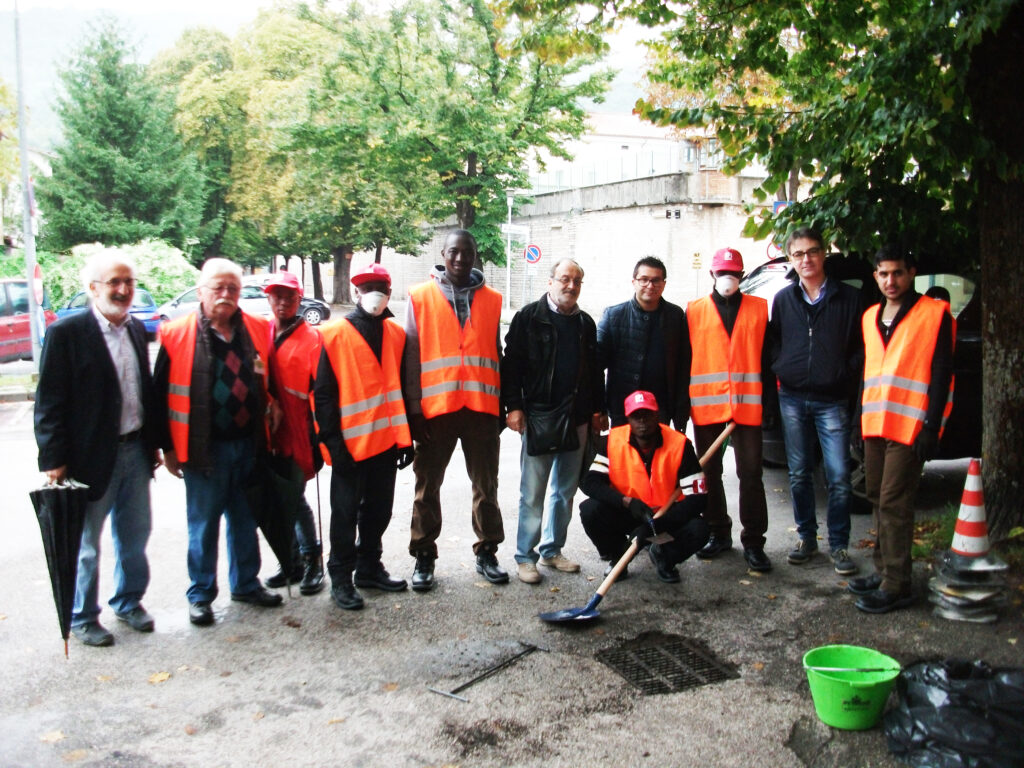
[595,632,739,695]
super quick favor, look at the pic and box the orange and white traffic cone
[941,459,1007,573]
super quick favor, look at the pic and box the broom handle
[594,422,735,597]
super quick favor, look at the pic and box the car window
[8,281,29,313]
[742,262,790,295]
[0,285,9,316]
[133,289,155,307]
[916,274,975,318]
[69,292,90,309]
[177,288,198,304]
[241,285,265,299]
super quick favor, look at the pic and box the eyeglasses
[790,247,824,261]
[634,276,664,286]
[95,278,136,289]
[553,276,583,286]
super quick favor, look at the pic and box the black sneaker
[603,561,630,580]
[411,554,435,592]
[787,539,818,565]
[830,548,857,576]
[475,552,509,584]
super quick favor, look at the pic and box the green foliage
[1,241,198,307]
[0,78,21,237]
[513,0,1017,270]
[35,17,205,253]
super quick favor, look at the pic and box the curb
[0,387,34,403]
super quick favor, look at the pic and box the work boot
[331,579,365,611]
[264,561,303,589]
[846,572,882,596]
[647,544,680,583]
[475,551,509,584]
[743,547,772,572]
[299,554,326,595]
[411,553,435,592]
[696,534,732,560]
[354,565,408,592]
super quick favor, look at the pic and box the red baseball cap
[351,262,392,288]
[624,390,659,417]
[263,271,303,295]
[711,247,744,273]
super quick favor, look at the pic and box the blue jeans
[778,390,852,550]
[183,438,261,603]
[515,424,588,564]
[72,439,152,627]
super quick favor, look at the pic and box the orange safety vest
[410,281,501,418]
[861,297,953,445]
[159,311,271,463]
[319,317,411,462]
[607,424,688,508]
[268,320,322,479]
[687,294,768,426]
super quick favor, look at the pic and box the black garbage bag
[884,659,1024,768]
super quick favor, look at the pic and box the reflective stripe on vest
[861,298,952,445]
[159,311,271,463]
[607,424,688,508]
[320,317,411,462]
[410,281,501,418]
[687,294,767,426]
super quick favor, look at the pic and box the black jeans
[327,447,397,582]
[579,496,710,566]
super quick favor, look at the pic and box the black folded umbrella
[29,481,90,658]
[245,453,302,591]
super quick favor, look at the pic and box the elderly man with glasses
[501,258,604,584]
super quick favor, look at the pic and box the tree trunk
[967,0,1024,538]
[375,242,383,263]
[311,260,324,302]
[788,168,800,203]
[332,245,353,305]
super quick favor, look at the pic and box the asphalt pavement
[1,399,1020,768]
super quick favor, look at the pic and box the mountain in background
[0,6,645,152]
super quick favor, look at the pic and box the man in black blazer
[35,251,160,647]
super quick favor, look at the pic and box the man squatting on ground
[314,263,414,611]
[501,258,604,585]
[403,230,509,590]
[847,244,954,614]
[35,250,159,647]
[156,258,283,627]
[261,271,325,596]
[580,391,710,582]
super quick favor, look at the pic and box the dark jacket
[35,310,157,501]
[597,296,690,428]
[769,278,865,402]
[500,295,603,426]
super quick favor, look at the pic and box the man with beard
[35,250,160,646]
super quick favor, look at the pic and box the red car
[0,278,58,363]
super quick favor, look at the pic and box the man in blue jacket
[769,227,865,576]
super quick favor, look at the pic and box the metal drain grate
[596,632,739,695]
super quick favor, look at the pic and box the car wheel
[303,307,324,325]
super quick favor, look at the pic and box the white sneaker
[538,554,581,573]
[517,562,542,583]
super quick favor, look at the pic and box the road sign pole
[505,193,513,310]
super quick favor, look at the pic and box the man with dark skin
[403,230,507,590]
[579,391,709,582]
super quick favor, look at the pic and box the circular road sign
[524,244,542,264]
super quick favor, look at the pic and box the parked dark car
[0,278,58,363]
[57,288,163,339]
[741,254,982,483]
[157,283,331,326]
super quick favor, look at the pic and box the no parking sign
[524,244,542,263]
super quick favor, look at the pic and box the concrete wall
[342,171,772,319]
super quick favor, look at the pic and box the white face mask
[715,275,740,298]
[359,290,389,317]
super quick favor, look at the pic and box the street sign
[524,244,542,263]
[500,223,531,238]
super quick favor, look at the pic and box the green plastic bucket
[803,645,901,730]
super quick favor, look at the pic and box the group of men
[33,225,953,646]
